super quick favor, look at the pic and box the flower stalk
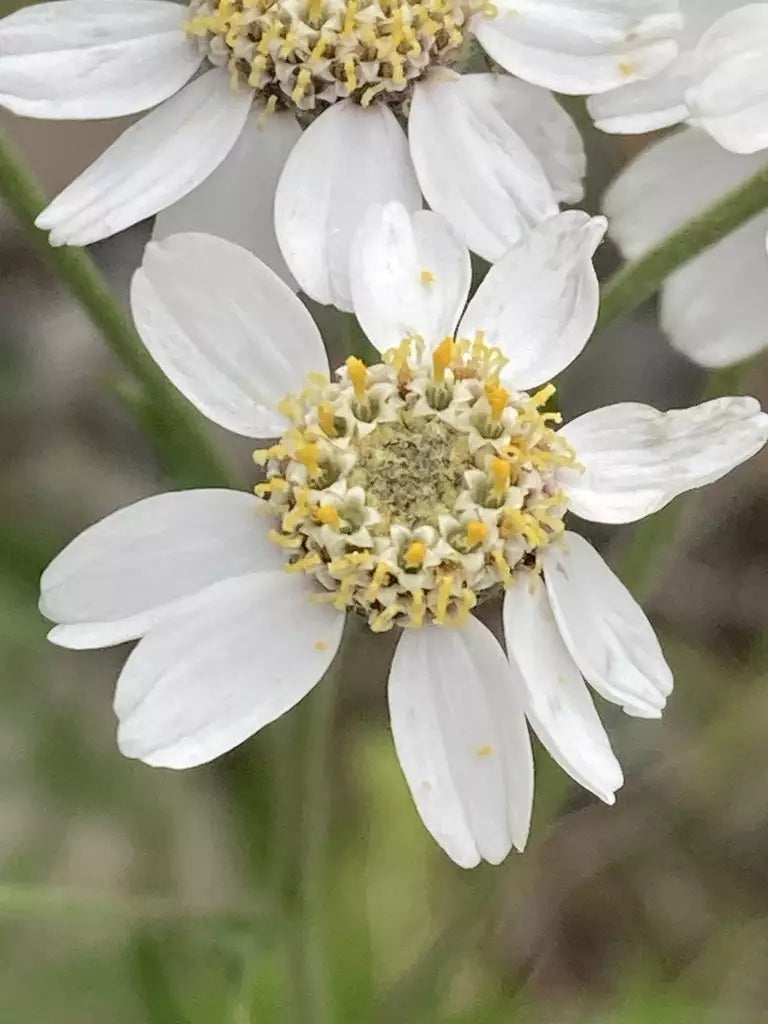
[597,163,768,331]
[0,133,231,489]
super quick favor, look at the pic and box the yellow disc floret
[252,334,579,631]
[186,0,485,115]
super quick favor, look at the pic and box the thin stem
[597,164,768,331]
[0,133,231,489]
[274,617,354,1024]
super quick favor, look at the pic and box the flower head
[0,0,680,288]
[39,205,768,867]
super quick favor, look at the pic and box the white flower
[0,0,681,292]
[39,207,768,868]
[588,0,736,134]
[604,127,768,368]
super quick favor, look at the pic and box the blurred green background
[2,1,768,1021]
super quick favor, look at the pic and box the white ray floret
[0,0,681,282]
[39,205,768,868]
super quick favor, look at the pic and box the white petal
[559,397,768,524]
[131,232,328,437]
[349,202,471,354]
[604,127,768,367]
[35,70,252,247]
[542,533,673,719]
[388,617,534,868]
[587,54,693,133]
[686,4,768,154]
[458,211,606,389]
[503,579,623,804]
[40,490,283,649]
[474,0,681,95]
[115,572,344,768]
[0,0,200,119]
[408,73,563,262]
[274,100,421,311]
[662,217,768,367]
[604,128,767,260]
[154,107,301,290]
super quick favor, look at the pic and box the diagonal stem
[0,133,232,489]
[597,163,768,331]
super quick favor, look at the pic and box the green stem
[274,617,353,1024]
[597,163,768,331]
[0,133,231,489]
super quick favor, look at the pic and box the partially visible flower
[604,127,768,368]
[39,207,768,867]
[588,0,736,134]
[0,0,681,299]
[685,2,768,154]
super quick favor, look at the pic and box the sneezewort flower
[39,205,768,867]
[604,127,768,368]
[0,0,680,299]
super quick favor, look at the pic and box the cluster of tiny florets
[254,334,579,631]
[186,0,487,114]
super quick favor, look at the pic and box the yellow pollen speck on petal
[420,268,436,284]
[490,457,511,497]
[432,337,455,383]
[466,520,488,547]
[346,356,368,400]
[475,744,493,758]
[404,540,426,569]
[314,639,328,651]
[619,60,633,77]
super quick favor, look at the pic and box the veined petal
[543,533,673,719]
[458,211,606,389]
[0,0,201,119]
[131,232,328,437]
[154,107,301,290]
[686,3,768,154]
[274,100,421,311]
[559,397,768,524]
[36,70,252,247]
[408,73,564,262]
[349,202,471,355]
[587,54,693,133]
[388,616,534,868]
[40,490,283,649]
[503,578,624,804]
[115,572,344,769]
[473,0,681,95]
[604,128,768,368]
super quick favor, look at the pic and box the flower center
[186,0,485,114]
[254,336,579,631]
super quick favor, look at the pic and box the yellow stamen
[296,442,322,479]
[254,478,289,496]
[317,403,336,437]
[435,574,453,624]
[432,337,455,383]
[485,382,511,422]
[365,561,390,602]
[268,529,303,550]
[314,505,340,527]
[489,457,511,498]
[466,520,488,547]
[409,588,425,627]
[530,383,556,408]
[346,356,368,401]
[492,547,512,586]
[404,540,427,569]
[370,602,403,632]
[285,552,322,573]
